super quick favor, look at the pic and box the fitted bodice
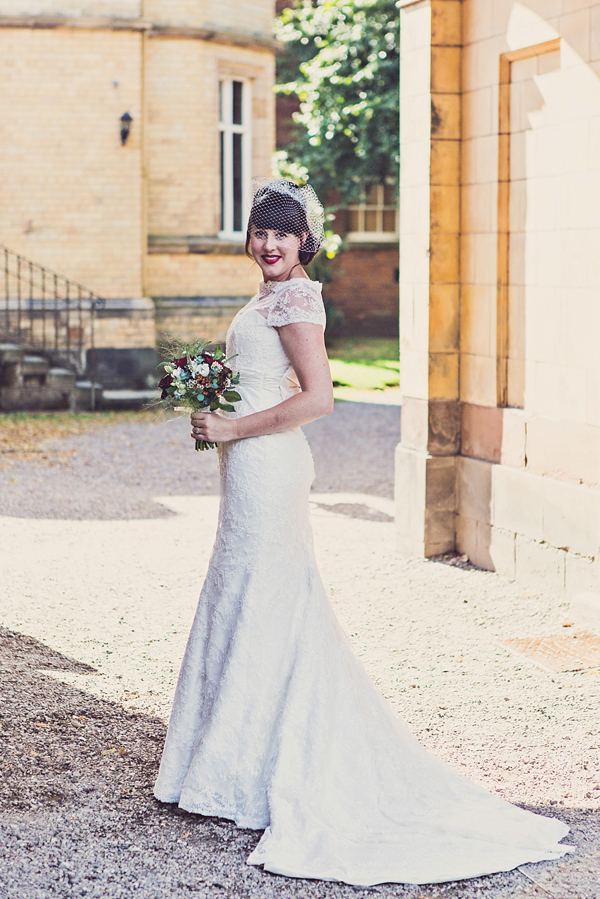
[225,278,325,416]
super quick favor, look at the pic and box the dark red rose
[175,355,187,368]
[158,374,173,389]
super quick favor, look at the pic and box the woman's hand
[191,411,238,444]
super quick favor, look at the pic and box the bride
[153,178,571,886]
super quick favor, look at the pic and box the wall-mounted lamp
[120,112,133,146]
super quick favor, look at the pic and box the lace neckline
[259,278,321,296]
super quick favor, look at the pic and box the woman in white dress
[154,179,571,886]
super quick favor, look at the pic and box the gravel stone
[0,402,400,521]
[1,403,599,899]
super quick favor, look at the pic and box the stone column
[396,0,461,556]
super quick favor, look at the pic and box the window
[344,183,398,241]
[219,79,251,238]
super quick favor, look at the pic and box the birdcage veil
[247,178,325,261]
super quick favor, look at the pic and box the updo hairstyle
[245,180,323,266]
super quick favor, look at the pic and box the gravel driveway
[0,402,400,520]
[1,402,599,899]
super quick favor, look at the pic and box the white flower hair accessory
[249,178,325,256]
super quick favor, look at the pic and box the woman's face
[249,226,306,281]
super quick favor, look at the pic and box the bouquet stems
[195,439,217,452]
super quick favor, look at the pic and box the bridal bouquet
[157,338,241,451]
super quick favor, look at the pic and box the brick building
[0,0,276,351]
[325,189,399,337]
[397,0,600,606]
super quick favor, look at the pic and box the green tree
[275,0,399,205]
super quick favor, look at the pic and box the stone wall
[145,32,275,301]
[457,0,600,595]
[397,0,462,558]
[154,297,248,345]
[0,25,144,298]
[92,299,156,348]
[398,0,600,601]
[146,251,260,303]
[0,0,275,346]
[0,1,141,15]
[145,0,274,34]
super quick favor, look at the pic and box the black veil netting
[248,178,325,256]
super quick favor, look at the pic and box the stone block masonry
[155,297,249,345]
[0,1,276,361]
[398,0,600,604]
[144,39,274,247]
[396,0,462,559]
[0,2,142,15]
[93,299,156,349]
[0,26,144,299]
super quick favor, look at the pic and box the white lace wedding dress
[154,278,571,886]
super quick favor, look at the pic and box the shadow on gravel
[0,627,596,899]
[313,502,394,523]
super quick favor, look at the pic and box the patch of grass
[327,337,399,391]
[0,409,161,465]
[329,359,399,391]
[327,337,399,365]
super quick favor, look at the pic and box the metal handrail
[0,244,105,373]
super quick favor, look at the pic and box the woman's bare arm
[190,322,334,444]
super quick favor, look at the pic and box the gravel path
[1,403,599,899]
[0,402,400,520]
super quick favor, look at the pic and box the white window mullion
[223,133,233,234]
[220,80,233,236]
[242,82,252,231]
[219,78,251,239]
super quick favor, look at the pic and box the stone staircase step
[22,355,49,375]
[0,344,23,387]
[0,343,23,365]
[47,368,76,389]
[22,355,50,385]
[75,381,103,411]
[0,385,75,413]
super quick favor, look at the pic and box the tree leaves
[275,0,399,205]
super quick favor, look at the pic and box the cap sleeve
[266,282,326,329]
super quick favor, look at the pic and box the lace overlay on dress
[153,278,571,887]
[256,279,326,328]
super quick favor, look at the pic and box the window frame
[345,183,398,243]
[218,77,252,240]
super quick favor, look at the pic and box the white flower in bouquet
[190,359,210,377]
